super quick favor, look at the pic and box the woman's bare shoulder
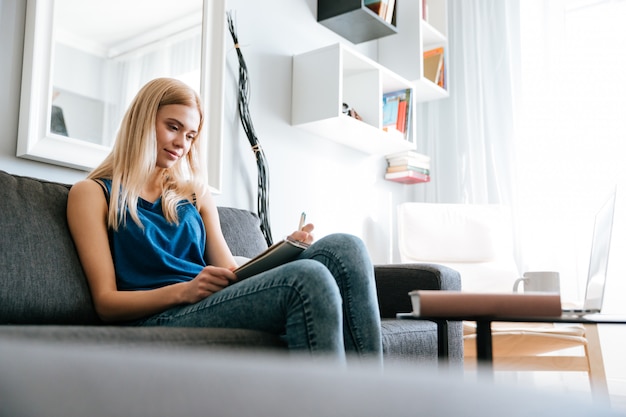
[195,187,218,211]
[68,179,107,202]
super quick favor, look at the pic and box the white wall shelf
[292,43,415,155]
[378,0,449,102]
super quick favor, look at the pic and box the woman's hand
[288,223,315,245]
[180,266,237,304]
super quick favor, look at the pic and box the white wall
[0,0,415,263]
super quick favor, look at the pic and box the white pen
[298,212,306,231]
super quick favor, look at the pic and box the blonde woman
[67,78,382,363]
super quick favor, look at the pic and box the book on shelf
[382,89,412,140]
[234,237,309,280]
[385,170,431,184]
[365,0,384,16]
[396,99,407,133]
[386,165,430,175]
[408,290,563,318]
[382,92,399,129]
[386,150,430,170]
[387,158,430,170]
[385,0,396,23]
[365,0,395,23]
[439,56,446,89]
[423,47,445,86]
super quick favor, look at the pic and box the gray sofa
[0,170,462,363]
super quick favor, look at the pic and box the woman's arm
[67,180,235,322]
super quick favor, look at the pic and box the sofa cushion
[217,207,268,258]
[381,319,463,364]
[0,171,100,325]
[0,325,285,350]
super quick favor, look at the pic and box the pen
[298,212,306,231]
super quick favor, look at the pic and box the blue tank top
[100,179,207,290]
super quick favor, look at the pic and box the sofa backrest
[217,207,268,258]
[0,171,99,324]
[0,170,267,325]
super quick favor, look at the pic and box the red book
[396,100,407,133]
[385,170,430,184]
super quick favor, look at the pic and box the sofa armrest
[374,263,461,319]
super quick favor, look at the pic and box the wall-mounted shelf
[317,0,398,44]
[384,150,431,184]
[292,43,416,155]
[378,0,449,102]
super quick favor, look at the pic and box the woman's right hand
[181,266,237,304]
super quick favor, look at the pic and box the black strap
[90,179,114,252]
[92,179,110,206]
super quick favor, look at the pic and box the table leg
[435,319,449,364]
[475,320,493,376]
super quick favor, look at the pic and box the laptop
[561,189,616,316]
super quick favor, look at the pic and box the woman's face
[154,104,201,169]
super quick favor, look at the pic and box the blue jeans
[134,233,383,363]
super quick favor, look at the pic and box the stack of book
[385,150,431,184]
[382,89,412,141]
[423,47,445,89]
[365,0,396,24]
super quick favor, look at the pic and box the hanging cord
[226,11,273,246]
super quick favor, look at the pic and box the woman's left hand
[289,223,314,245]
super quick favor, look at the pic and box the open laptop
[561,189,616,316]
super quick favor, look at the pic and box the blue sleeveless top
[100,179,207,290]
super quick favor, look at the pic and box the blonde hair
[89,78,206,229]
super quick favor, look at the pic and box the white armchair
[397,202,520,292]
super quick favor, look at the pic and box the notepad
[234,237,310,280]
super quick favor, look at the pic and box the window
[516,0,626,303]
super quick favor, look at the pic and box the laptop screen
[583,191,616,310]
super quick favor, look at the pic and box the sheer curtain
[411,0,521,205]
[410,0,626,305]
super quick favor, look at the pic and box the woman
[67,78,382,363]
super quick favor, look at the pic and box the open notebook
[234,237,310,280]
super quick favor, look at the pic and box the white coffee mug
[513,271,561,294]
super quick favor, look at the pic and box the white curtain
[411,0,522,205]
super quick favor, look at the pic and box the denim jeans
[134,233,383,363]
